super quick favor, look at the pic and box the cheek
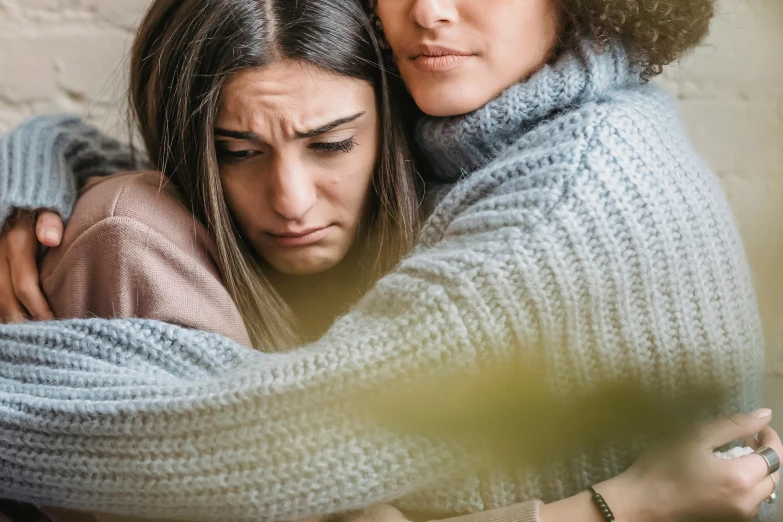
[323,148,376,217]
[375,0,406,47]
[219,169,266,232]
[485,0,560,74]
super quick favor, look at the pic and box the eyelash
[310,137,357,154]
[216,137,357,163]
[217,149,258,162]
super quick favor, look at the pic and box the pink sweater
[39,171,542,522]
[41,171,251,346]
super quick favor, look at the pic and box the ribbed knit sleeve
[0,114,147,225]
[0,123,597,520]
[0,98,765,521]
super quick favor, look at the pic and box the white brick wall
[0,0,782,416]
[0,0,147,134]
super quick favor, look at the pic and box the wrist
[594,472,655,522]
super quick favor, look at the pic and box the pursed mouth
[410,54,473,72]
[265,226,333,247]
[409,44,472,60]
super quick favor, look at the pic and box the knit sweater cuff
[0,114,146,225]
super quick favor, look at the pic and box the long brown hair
[129,0,420,351]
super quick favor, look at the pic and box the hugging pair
[0,0,775,521]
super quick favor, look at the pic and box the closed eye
[309,137,356,154]
[216,146,262,163]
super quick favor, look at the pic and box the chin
[270,259,338,276]
[407,78,497,117]
[265,249,343,276]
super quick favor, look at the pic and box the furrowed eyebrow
[214,112,365,141]
[295,112,365,139]
[214,128,261,140]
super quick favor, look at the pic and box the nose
[267,156,317,222]
[410,0,458,29]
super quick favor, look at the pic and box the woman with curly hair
[0,0,775,521]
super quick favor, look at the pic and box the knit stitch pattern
[0,41,766,521]
[0,114,147,224]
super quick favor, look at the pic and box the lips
[409,44,473,72]
[266,226,332,247]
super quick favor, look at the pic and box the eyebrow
[214,112,365,142]
[214,128,259,140]
[295,112,365,139]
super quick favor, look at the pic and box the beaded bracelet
[588,485,616,521]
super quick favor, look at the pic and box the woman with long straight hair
[0,0,420,352]
[0,0,777,521]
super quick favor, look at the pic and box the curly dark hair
[559,0,716,80]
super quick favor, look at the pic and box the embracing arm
[0,208,548,521]
[0,110,764,521]
[0,115,148,225]
[0,211,673,522]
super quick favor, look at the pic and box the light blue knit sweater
[0,42,765,521]
[0,114,146,224]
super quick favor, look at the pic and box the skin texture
[215,60,379,275]
[376,0,561,117]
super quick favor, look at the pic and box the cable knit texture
[0,41,766,521]
[0,114,147,224]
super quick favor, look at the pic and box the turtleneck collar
[416,39,638,181]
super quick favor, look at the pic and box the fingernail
[754,408,772,418]
[43,230,59,243]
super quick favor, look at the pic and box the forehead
[218,60,375,129]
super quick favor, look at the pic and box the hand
[599,409,782,522]
[0,209,62,322]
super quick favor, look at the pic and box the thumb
[35,211,63,247]
[700,409,773,449]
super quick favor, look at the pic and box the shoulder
[40,171,251,346]
[576,85,723,201]
[502,83,706,199]
[51,171,222,272]
[422,86,714,244]
[70,171,207,251]
[587,84,690,153]
[43,170,218,282]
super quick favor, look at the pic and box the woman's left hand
[0,209,61,322]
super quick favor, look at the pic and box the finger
[745,426,783,484]
[6,220,54,320]
[35,211,63,247]
[736,435,783,485]
[750,470,779,510]
[0,257,27,323]
[699,410,772,449]
[757,426,783,450]
[743,421,780,451]
[9,245,53,321]
[744,435,761,450]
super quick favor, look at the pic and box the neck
[416,38,635,181]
